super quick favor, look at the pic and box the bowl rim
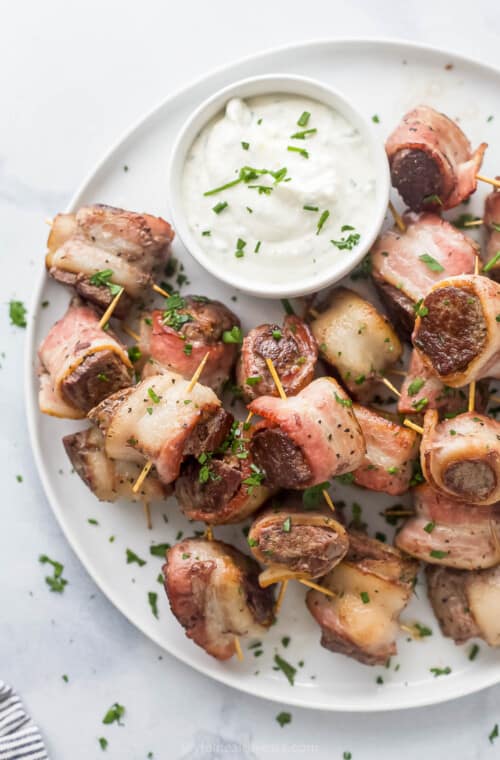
[167,72,390,299]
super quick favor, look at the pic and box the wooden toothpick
[298,579,336,597]
[476,174,500,189]
[403,419,424,435]
[132,460,153,495]
[389,201,406,233]
[381,376,401,397]
[274,580,289,614]
[121,323,141,342]
[143,501,152,530]
[98,287,124,330]
[152,283,170,298]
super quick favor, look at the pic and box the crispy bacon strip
[351,405,419,495]
[427,564,500,646]
[46,204,173,312]
[63,426,169,502]
[371,213,477,337]
[386,106,487,211]
[421,410,500,506]
[38,298,131,419]
[248,497,348,581]
[306,533,418,666]
[396,484,500,570]
[413,275,500,386]
[163,538,274,660]
[139,296,239,393]
[248,377,366,489]
[483,185,500,281]
[88,371,230,485]
[236,315,317,401]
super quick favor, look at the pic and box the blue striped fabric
[0,683,48,760]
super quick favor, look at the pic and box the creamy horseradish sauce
[182,94,376,286]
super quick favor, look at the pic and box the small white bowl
[168,74,390,299]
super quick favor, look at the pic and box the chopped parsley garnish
[222,325,242,344]
[451,213,481,228]
[202,229,211,236]
[430,666,451,677]
[287,145,309,159]
[148,591,159,619]
[424,521,435,534]
[408,378,425,396]
[469,644,480,661]
[148,387,160,404]
[281,298,294,315]
[281,636,290,648]
[414,623,432,637]
[149,543,171,558]
[242,464,265,491]
[127,346,142,363]
[97,373,108,382]
[412,396,429,412]
[247,536,258,547]
[303,481,330,508]
[272,328,282,341]
[246,375,262,386]
[423,194,443,206]
[126,548,146,567]
[331,227,360,250]
[241,141,250,150]
[291,127,317,139]
[335,472,354,485]
[316,210,330,235]
[16,474,22,483]
[360,591,370,604]
[419,253,445,272]
[297,111,311,127]
[205,165,287,197]
[276,712,292,727]
[273,654,296,685]
[9,300,27,327]
[183,343,193,356]
[162,293,193,332]
[492,222,500,232]
[414,299,429,318]
[282,516,291,533]
[89,269,122,295]
[483,251,500,272]
[88,518,99,525]
[102,703,125,725]
[303,204,319,211]
[212,201,228,214]
[430,550,448,559]
[334,392,353,407]
[98,737,108,750]
[254,241,261,253]
[372,114,380,123]
[490,724,499,744]
[350,255,372,280]
[39,554,68,593]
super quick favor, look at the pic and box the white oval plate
[26,38,500,712]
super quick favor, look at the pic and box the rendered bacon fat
[88,371,232,485]
[371,213,477,340]
[38,297,132,419]
[421,410,500,506]
[248,495,348,582]
[46,204,173,316]
[175,421,273,525]
[163,538,274,660]
[483,185,500,281]
[248,377,366,490]
[140,294,240,393]
[310,288,402,397]
[351,405,419,495]
[427,565,500,646]
[396,484,500,570]
[306,533,418,666]
[386,105,487,211]
[413,275,500,386]
[63,426,169,502]
[236,315,317,402]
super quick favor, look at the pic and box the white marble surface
[2,2,500,758]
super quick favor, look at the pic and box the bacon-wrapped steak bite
[306,533,418,666]
[398,348,489,417]
[413,275,500,386]
[483,184,500,281]
[421,409,500,506]
[386,106,487,211]
[38,297,132,419]
[396,483,500,570]
[88,371,233,485]
[310,288,402,398]
[248,495,348,582]
[236,315,317,402]
[140,295,240,393]
[426,564,500,647]
[46,204,173,316]
[248,377,366,490]
[371,213,478,340]
[351,405,419,495]
[175,421,273,525]
[63,426,169,502]
[163,538,275,660]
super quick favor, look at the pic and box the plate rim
[25,36,500,712]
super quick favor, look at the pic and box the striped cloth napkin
[0,682,48,760]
